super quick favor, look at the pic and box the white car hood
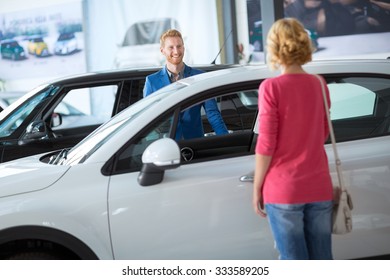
[0,154,70,198]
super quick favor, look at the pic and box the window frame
[105,81,261,175]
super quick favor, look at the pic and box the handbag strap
[315,74,346,192]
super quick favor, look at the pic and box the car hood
[0,154,70,198]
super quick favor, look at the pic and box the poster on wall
[0,1,85,80]
[246,0,390,63]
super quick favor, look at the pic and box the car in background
[0,59,389,260]
[0,92,86,124]
[0,64,236,163]
[27,36,50,57]
[0,39,27,60]
[113,18,192,68]
[54,32,78,55]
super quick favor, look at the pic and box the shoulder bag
[315,74,354,235]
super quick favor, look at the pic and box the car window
[327,76,390,142]
[328,84,375,120]
[112,89,258,174]
[0,86,58,137]
[32,38,44,43]
[52,85,117,130]
[113,111,175,173]
[114,79,146,114]
[58,33,75,41]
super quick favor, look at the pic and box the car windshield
[8,41,18,47]
[33,38,44,43]
[62,82,187,165]
[0,85,58,137]
[58,33,74,41]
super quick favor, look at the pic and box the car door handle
[240,171,254,182]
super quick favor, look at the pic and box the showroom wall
[0,0,224,92]
[1,0,390,93]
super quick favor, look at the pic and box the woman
[252,18,334,260]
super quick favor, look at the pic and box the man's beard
[167,55,183,65]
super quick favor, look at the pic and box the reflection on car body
[0,59,389,260]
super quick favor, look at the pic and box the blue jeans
[265,201,333,260]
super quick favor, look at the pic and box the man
[143,29,228,140]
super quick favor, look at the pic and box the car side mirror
[138,138,181,186]
[18,120,51,145]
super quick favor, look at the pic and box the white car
[113,18,192,68]
[54,32,78,55]
[0,60,389,260]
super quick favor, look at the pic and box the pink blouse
[256,74,333,204]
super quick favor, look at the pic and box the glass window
[52,85,117,130]
[0,86,58,137]
[114,112,175,173]
[115,79,145,114]
[203,90,258,135]
[327,76,390,141]
[112,89,258,174]
[328,83,376,120]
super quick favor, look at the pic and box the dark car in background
[0,64,238,163]
[0,39,27,60]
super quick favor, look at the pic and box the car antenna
[211,29,233,64]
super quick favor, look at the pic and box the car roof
[28,35,44,39]
[1,39,18,44]
[28,36,45,41]
[44,64,240,86]
[174,59,390,88]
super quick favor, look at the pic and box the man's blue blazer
[143,64,228,139]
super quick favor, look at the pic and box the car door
[325,74,390,259]
[107,84,279,260]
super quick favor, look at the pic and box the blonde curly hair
[266,18,314,70]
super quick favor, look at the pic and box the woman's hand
[253,188,267,217]
[252,154,272,217]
